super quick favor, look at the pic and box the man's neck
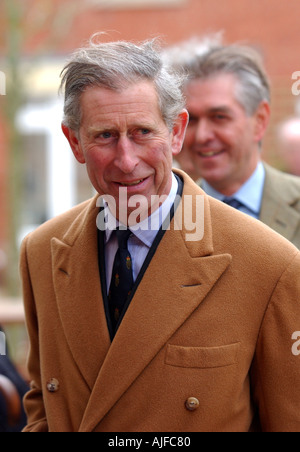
[206,159,262,197]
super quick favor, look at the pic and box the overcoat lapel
[51,197,111,390]
[79,175,232,432]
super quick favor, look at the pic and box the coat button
[185,397,200,411]
[47,378,60,393]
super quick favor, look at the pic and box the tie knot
[223,197,243,210]
[116,228,132,250]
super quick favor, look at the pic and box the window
[21,133,48,227]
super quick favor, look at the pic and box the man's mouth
[197,149,224,158]
[117,178,146,187]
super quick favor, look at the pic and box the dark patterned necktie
[223,197,243,210]
[108,229,134,331]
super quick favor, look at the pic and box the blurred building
[0,0,300,291]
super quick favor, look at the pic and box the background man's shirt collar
[202,162,265,219]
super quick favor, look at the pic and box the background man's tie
[223,197,243,210]
[109,229,134,332]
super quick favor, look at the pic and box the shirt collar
[202,162,265,216]
[104,172,179,248]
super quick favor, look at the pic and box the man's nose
[194,119,214,144]
[114,136,139,173]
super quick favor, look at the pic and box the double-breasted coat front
[21,171,300,432]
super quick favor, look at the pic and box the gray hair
[164,36,271,116]
[60,35,186,131]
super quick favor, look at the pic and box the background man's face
[183,74,267,194]
[63,80,188,220]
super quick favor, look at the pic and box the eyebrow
[88,126,115,135]
[207,106,233,114]
[188,106,234,120]
[87,121,155,136]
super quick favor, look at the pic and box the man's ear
[253,101,270,144]
[171,109,189,157]
[61,124,86,164]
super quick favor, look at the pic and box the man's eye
[101,132,113,139]
[213,114,228,121]
[139,129,151,135]
[130,129,151,138]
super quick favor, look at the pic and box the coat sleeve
[20,236,48,433]
[251,250,300,432]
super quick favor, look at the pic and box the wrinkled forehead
[79,81,165,130]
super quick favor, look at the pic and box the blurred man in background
[167,38,300,248]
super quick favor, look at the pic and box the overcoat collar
[198,162,300,243]
[260,163,300,242]
[50,170,232,432]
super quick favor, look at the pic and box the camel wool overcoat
[20,170,300,432]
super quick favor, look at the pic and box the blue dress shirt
[202,162,266,219]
